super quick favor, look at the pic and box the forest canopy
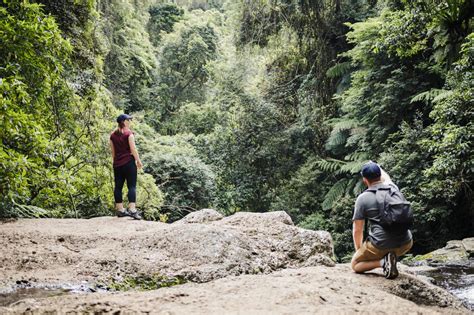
[1,0,472,260]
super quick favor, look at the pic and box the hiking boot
[129,210,142,220]
[116,210,130,218]
[383,252,399,279]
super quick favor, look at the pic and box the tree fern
[317,153,370,210]
[353,179,366,196]
[326,61,352,78]
[344,152,369,162]
[315,158,345,174]
[15,204,49,218]
[432,90,454,103]
[331,119,357,133]
[410,88,445,104]
[322,178,348,210]
[326,119,357,151]
[340,159,365,174]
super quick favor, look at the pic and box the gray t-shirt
[352,182,412,249]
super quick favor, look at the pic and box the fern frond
[326,61,352,78]
[353,179,366,196]
[340,160,364,174]
[15,204,49,218]
[315,158,345,173]
[410,89,445,104]
[432,90,453,103]
[332,119,357,133]
[326,130,347,149]
[322,178,348,210]
[344,152,369,162]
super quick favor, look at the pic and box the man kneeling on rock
[351,161,413,279]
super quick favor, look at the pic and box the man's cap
[116,114,133,123]
[360,161,381,180]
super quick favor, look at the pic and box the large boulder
[0,211,334,288]
[430,240,469,263]
[462,238,474,258]
[404,238,473,266]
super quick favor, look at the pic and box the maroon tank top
[110,129,134,168]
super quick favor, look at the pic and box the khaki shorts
[353,239,413,263]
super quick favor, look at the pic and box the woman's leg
[114,166,126,210]
[125,160,137,210]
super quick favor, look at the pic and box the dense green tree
[0,0,73,214]
[325,0,473,254]
[154,12,219,132]
[147,3,184,46]
[137,129,217,221]
[100,0,158,112]
[1,0,471,258]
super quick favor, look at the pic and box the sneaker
[116,210,130,217]
[383,252,399,279]
[129,210,142,220]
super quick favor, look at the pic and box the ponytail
[114,121,126,135]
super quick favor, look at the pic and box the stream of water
[415,261,474,310]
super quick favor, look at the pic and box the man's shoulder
[355,190,376,209]
[357,190,375,200]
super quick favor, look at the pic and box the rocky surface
[0,210,469,314]
[462,238,474,258]
[0,265,469,314]
[0,210,333,287]
[173,208,223,224]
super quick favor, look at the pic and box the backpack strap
[365,186,391,193]
[365,186,391,223]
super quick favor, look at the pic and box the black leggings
[113,159,137,203]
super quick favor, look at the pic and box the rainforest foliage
[1,0,472,259]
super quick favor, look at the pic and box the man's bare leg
[351,259,382,273]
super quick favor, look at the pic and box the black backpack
[366,185,414,231]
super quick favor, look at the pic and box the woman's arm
[128,134,143,169]
[109,138,115,162]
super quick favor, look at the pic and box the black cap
[360,161,381,180]
[116,114,133,123]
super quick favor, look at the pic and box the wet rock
[429,240,468,264]
[462,238,474,258]
[407,239,471,266]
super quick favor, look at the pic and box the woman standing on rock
[109,114,143,220]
